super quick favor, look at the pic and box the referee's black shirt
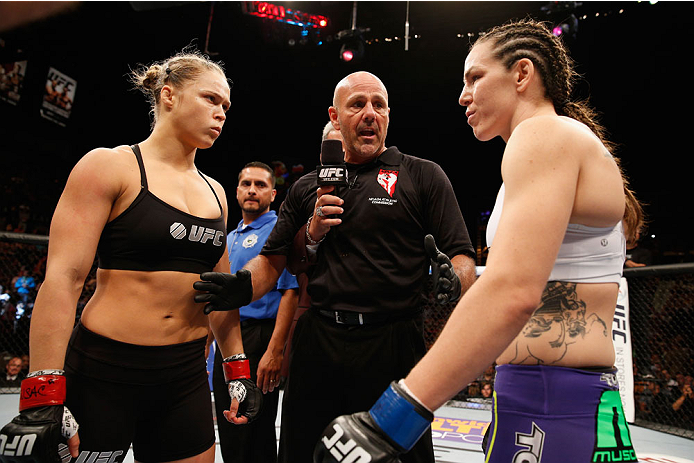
[261,146,474,314]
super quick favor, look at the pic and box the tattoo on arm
[509,282,608,365]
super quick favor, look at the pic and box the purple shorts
[484,364,637,463]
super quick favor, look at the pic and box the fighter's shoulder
[77,144,133,166]
[511,116,599,152]
[69,145,135,183]
[504,116,587,181]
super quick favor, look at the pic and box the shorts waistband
[316,309,419,325]
[494,364,619,415]
[65,323,207,385]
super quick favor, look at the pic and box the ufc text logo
[73,450,124,463]
[321,423,372,462]
[169,223,224,246]
[318,167,345,180]
[513,422,545,463]
[0,433,36,457]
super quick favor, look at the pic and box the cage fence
[0,232,692,440]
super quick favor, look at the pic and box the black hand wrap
[0,375,75,463]
[222,355,263,423]
[193,270,253,314]
[424,234,461,304]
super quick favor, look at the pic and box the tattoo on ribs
[509,282,608,365]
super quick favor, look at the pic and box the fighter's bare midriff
[79,268,209,345]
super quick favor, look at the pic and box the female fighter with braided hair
[315,19,644,463]
[0,49,261,463]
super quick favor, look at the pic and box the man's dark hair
[238,161,275,188]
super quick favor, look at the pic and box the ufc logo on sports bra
[321,423,372,462]
[170,223,224,246]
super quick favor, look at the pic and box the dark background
[1,1,692,263]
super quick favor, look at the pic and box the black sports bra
[97,145,226,273]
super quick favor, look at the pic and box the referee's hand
[424,234,461,304]
[193,270,253,314]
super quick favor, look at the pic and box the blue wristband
[369,381,433,452]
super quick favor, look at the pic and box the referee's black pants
[213,318,280,463]
[278,309,435,463]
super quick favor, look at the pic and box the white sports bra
[486,184,625,284]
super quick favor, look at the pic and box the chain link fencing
[1,232,692,440]
[624,264,694,439]
[0,232,96,393]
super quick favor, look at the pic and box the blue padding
[369,383,431,451]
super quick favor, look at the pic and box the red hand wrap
[222,359,251,382]
[19,375,66,412]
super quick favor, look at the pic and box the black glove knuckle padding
[236,378,263,423]
[314,413,402,463]
[0,406,66,463]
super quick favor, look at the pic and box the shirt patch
[369,197,398,206]
[377,169,398,197]
[242,234,259,249]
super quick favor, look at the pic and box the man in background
[213,162,299,463]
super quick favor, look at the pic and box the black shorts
[64,323,215,463]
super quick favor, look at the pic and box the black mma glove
[0,372,78,463]
[222,354,263,423]
[314,380,433,463]
[424,234,462,304]
[193,270,253,314]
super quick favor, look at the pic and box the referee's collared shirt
[262,146,474,314]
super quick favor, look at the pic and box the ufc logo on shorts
[513,422,545,463]
[319,168,345,180]
[321,423,372,462]
[0,433,36,457]
[74,450,124,463]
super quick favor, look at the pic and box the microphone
[317,139,347,188]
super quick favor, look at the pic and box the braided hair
[474,18,644,242]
